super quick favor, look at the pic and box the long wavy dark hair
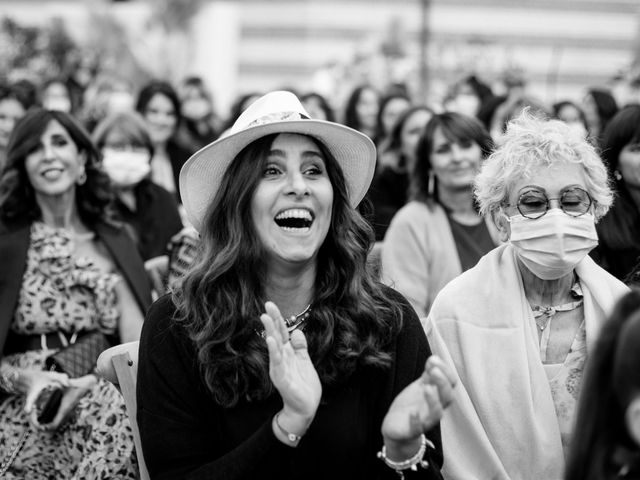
[0,108,114,227]
[174,133,404,407]
[411,112,493,206]
[565,290,640,480]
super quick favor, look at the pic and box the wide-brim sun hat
[179,90,377,232]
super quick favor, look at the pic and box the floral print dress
[0,222,138,479]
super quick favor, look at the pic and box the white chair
[96,341,150,480]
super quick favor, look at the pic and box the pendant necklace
[257,304,312,339]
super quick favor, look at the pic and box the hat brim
[179,119,376,232]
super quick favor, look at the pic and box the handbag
[38,331,112,424]
[44,331,112,378]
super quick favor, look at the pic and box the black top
[446,214,495,272]
[113,179,183,260]
[137,290,444,480]
[367,166,409,241]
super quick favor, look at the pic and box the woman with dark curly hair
[565,289,640,480]
[0,108,151,478]
[137,91,456,479]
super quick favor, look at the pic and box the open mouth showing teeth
[274,208,314,230]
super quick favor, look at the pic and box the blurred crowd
[2,63,640,479]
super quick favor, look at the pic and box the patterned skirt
[0,350,138,479]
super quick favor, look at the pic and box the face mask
[454,94,481,117]
[181,99,211,120]
[507,208,598,280]
[102,149,151,188]
[566,121,588,139]
[43,96,71,113]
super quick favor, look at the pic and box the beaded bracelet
[377,434,433,479]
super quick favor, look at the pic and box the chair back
[97,341,150,480]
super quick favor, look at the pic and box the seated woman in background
[381,112,499,317]
[137,91,455,479]
[135,80,193,201]
[368,106,433,241]
[565,290,640,480]
[427,112,628,479]
[376,92,411,147]
[592,105,640,281]
[0,109,152,478]
[342,84,380,141]
[92,111,183,262]
[552,100,589,139]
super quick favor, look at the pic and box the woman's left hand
[30,374,98,431]
[381,355,456,459]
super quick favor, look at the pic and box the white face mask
[102,149,151,188]
[454,93,481,117]
[566,121,588,139]
[507,208,598,280]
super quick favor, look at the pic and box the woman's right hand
[260,301,322,436]
[17,368,70,418]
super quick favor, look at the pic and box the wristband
[274,412,303,444]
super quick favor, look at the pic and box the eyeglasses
[507,187,593,219]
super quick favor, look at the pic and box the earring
[427,171,435,197]
[614,170,623,181]
[77,169,87,186]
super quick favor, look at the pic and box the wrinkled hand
[260,301,321,422]
[382,356,456,449]
[25,374,97,430]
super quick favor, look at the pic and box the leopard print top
[11,222,120,336]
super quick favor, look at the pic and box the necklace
[531,298,584,331]
[256,304,312,339]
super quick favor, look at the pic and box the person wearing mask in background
[0,108,151,478]
[40,77,78,115]
[583,87,619,149]
[565,290,640,480]
[552,100,590,139]
[0,83,36,170]
[343,84,380,142]
[92,111,183,263]
[369,106,433,242]
[176,76,220,152]
[592,105,640,281]
[135,80,192,202]
[381,112,499,317]
[427,112,628,479]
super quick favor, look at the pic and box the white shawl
[424,244,628,480]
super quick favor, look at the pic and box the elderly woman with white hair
[425,112,629,480]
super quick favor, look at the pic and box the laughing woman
[137,91,457,479]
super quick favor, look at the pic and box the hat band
[246,111,309,129]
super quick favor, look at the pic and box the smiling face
[251,133,334,268]
[143,93,178,144]
[24,119,85,199]
[430,126,482,191]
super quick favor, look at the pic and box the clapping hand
[260,301,321,438]
[381,355,456,460]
